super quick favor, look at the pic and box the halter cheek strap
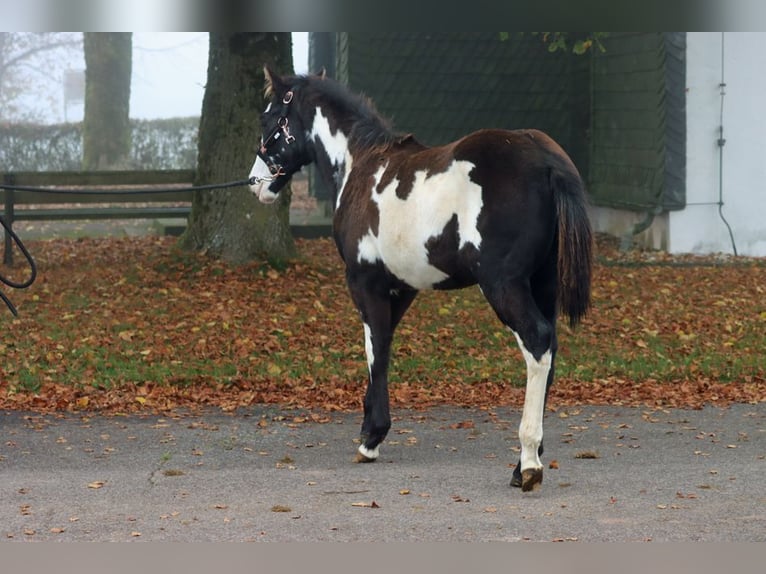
[255,90,296,183]
[261,90,295,148]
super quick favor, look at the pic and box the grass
[1,235,764,412]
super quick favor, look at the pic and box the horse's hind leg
[510,263,558,488]
[481,279,555,492]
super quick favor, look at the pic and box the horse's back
[452,128,579,177]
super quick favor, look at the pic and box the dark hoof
[510,461,522,488]
[354,450,377,463]
[521,468,543,492]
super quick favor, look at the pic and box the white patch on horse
[363,323,374,377]
[356,166,386,265]
[310,107,353,208]
[367,160,483,289]
[511,329,551,474]
[357,231,379,265]
[249,155,279,204]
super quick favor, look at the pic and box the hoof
[510,462,522,488]
[521,467,543,492]
[354,451,377,463]
[354,443,379,463]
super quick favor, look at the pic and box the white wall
[671,32,766,256]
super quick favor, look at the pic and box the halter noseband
[254,90,296,183]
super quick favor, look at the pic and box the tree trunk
[180,33,295,264]
[82,33,132,170]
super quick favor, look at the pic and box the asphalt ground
[1,403,763,542]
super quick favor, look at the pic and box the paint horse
[249,67,592,492]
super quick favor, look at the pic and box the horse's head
[249,65,313,204]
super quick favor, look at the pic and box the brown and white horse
[249,67,592,491]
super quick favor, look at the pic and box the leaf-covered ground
[1,234,765,414]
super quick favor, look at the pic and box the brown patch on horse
[332,153,383,264]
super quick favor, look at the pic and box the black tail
[552,166,593,327]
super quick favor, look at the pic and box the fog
[7,32,309,124]
[130,32,309,121]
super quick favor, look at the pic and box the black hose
[0,215,37,316]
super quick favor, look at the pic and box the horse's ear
[316,66,327,79]
[263,64,287,98]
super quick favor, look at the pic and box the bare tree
[82,33,132,169]
[0,33,82,123]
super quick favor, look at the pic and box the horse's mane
[295,74,412,152]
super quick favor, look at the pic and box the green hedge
[0,117,199,171]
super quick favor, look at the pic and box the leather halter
[255,90,295,182]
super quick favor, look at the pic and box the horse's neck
[307,106,355,210]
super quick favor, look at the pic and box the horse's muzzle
[249,156,280,204]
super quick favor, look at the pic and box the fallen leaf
[49,527,66,534]
[87,480,106,489]
[574,450,600,459]
[351,501,380,508]
[548,460,559,469]
[399,489,411,495]
[271,505,291,512]
[449,420,475,429]
[162,469,184,477]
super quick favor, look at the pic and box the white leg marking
[363,323,374,378]
[512,330,551,473]
[357,443,380,460]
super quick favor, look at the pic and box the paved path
[1,404,763,541]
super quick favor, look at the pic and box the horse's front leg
[348,280,417,462]
[353,299,393,462]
